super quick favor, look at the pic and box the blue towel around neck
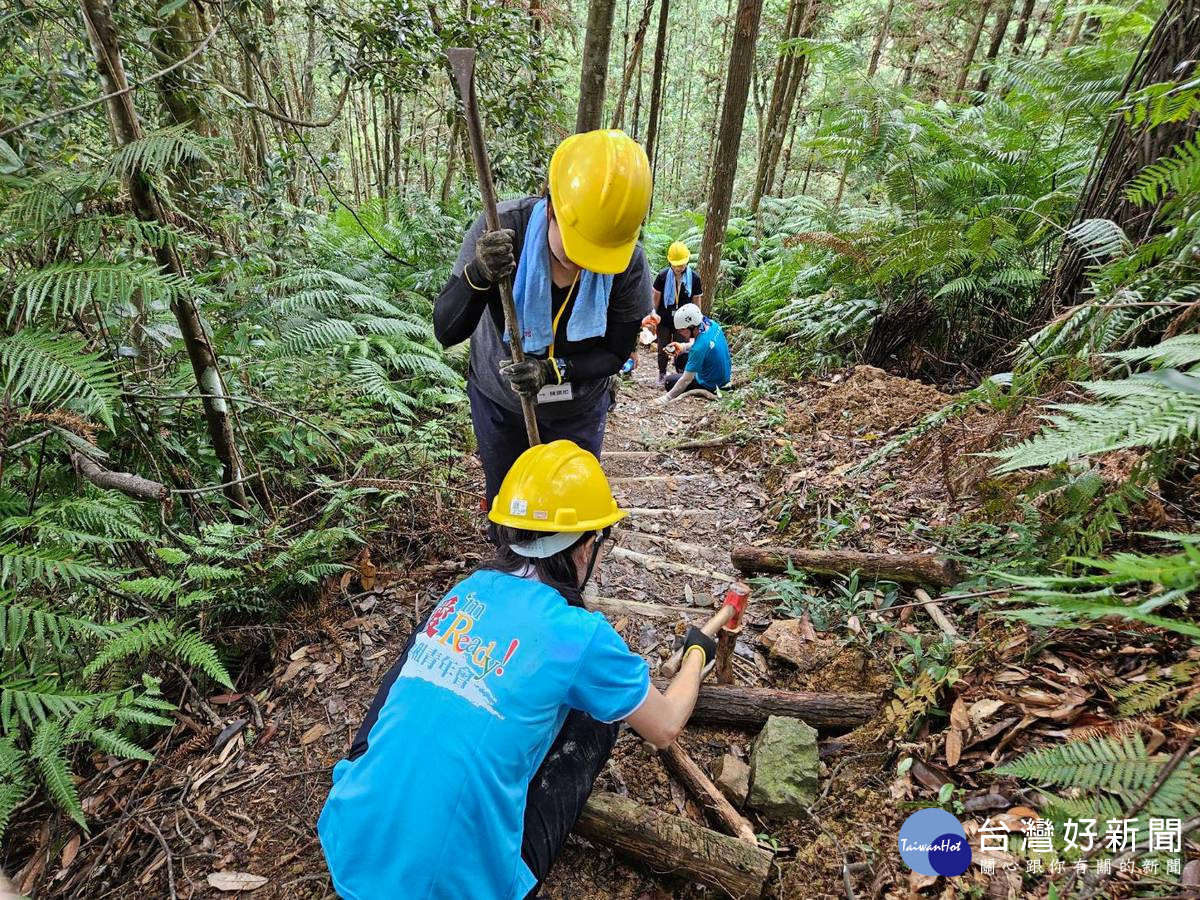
[662,265,693,309]
[508,198,613,355]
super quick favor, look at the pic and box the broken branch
[732,545,958,587]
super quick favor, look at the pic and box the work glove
[681,626,717,678]
[651,393,671,407]
[498,358,566,397]
[467,228,516,286]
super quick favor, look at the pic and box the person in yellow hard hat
[651,241,704,386]
[319,441,716,900]
[434,130,654,506]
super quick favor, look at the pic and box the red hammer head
[721,582,750,630]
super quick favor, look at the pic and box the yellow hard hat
[667,241,690,266]
[489,440,626,535]
[548,130,651,275]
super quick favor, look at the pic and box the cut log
[577,791,771,898]
[661,743,758,844]
[732,545,958,587]
[655,680,877,730]
[610,545,736,583]
[586,596,700,619]
[627,507,721,519]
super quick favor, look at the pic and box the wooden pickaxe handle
[447,48,540,448]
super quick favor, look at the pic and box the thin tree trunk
[1040,0,1200,318]
[749,0,804,216]
[976,0,1016,94]
[901,40,920,86]
[1064,10,1086,47]
[79,0,247,508]
[644,0,670,170]
[955,0,993,99]
[611,0,657,129]
[758,0,821,208]
[577,0,619,131]
[698,0,766,310]
[150,1,212,134]
[1010,0,1037,54]
[701,0,735,199]
[867,0,896,76]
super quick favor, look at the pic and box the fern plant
[998,733,1200,823]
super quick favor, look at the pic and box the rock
[747,716,819,817]
[713,753,750,807]
[759,621,869,680]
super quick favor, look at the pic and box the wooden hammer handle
[661,603,736,678]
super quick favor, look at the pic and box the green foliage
[996,535,1200,639]
[0,331,119,428]
[998,733,1200,821]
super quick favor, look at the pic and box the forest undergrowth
[2,0,1199,896]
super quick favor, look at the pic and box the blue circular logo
[898,808,971,876]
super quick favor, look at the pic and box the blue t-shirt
[317,570,651,900]
[685,318,731,390]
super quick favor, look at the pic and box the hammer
[660,582,749,679]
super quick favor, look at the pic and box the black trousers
[468,379,610,506]
[348,608,619,898]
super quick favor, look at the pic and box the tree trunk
[698,0,765,310]
[577,0,619,132]
[611,0,656,128]
[653,681,879,729]
[750,0,822,217]
[731,544,959,586]
[1039,0,1200,317]
[954,0,993,100]
[576,792,773,898]
[71,453,168,502]
[1010,0,1037,55]
[900,40,920,86]
[975,0,1016,94]
[79,0,247,508]
[643,0,670,170]
[150,1,212,134]
[867,0,896,76]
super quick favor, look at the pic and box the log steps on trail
[577,792,772,899]
[656,680,877,731]
[732,544,959,587]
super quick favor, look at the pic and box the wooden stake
[610,545,736,583]
[914,588,959,639]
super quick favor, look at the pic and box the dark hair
[477,525,590,607]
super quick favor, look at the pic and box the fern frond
[30,718,85,827]
[0,330,119,427]
[0,544,116,588]
[103,126,220,180]
[171,631,232,688]
[9,260,186,325]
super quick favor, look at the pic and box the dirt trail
[61,350,803,900]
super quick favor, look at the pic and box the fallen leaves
[299,723,330,745]
[207,870,269,892]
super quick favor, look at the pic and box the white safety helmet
[673,303,703,331]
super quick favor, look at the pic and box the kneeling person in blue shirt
[654,303,732,405]
[317,440,717,900]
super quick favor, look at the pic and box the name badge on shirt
[536,383,573,404]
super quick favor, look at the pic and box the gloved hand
[467,228,515,285]
[652,393,670,407]
[498,358,566,396]
[681,626,717,678]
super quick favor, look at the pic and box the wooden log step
[654,680,878,731]
[610,546,736,583]
[586,596,702,619]
[731,544,958,587]
[626,507,721,519]
[576,792,772,899]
